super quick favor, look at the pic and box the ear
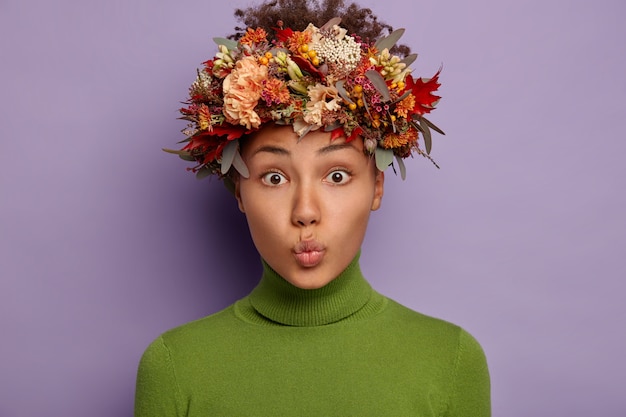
[371,170,384,211]
[233,175,246,213]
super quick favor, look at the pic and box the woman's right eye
[261,172,287,186]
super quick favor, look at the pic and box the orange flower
[287,30,313,56]
[197,104,212,131]
[395,94,415,119]
[381,130,413,149]
[239,27,268,46]
[222,57,268,129]
[262,78,290,105]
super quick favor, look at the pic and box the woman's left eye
[325,170,351,185]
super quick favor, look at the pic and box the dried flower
[304,84,341,126]
[222,57,268,129]
[166,19,444,180]
[239,27,268,46]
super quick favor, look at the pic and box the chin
[285,268,336,290]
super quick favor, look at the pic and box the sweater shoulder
[157,303,240,347]
[379,296,484,353]
[383,296,461,330]
[379,296,490,398]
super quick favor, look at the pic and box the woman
[135,1,490,415]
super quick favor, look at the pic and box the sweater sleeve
[134,336,183,417]
[445,329,491,417]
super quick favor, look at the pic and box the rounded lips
[293,240,326,268]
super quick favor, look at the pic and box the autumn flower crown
[165,17,444,180]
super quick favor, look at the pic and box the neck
[247,252,374,326]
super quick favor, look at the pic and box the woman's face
[235,124,384,289]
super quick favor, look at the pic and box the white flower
[303,84,341,126]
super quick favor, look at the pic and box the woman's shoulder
[377,295,487,356]
[145,303,240,352]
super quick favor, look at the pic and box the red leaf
[346,126,363,143]
[405,69,441,115]
[182,124,250,162]
[210,125,249,141]
[290,55,325,81]
[273,27,293,44]
[330,127,344,141]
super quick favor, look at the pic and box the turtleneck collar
[244,252,376,326]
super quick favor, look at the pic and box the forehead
[242,124,364,158]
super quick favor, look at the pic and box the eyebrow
[316,142,360,156]
[249,141,359,158]
[250,145,290,157]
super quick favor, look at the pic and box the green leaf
[392,90,411,104]
[395,155,407,180]
[375,147,394,171]
[232,149,249,178]
[162,148,190,156]
[401,53,418,68]
[422,117,445,135]
[420,118,432,155]
[361,92,372,118]
[375,28,405,52]
[335,80,354,104]
[178,154,196,162]
[213,37,238,50]
[222,177,236,195]
[195,167,212,180]
[324,121,342,132]
[220,139,238,175]
[269,47,289,55]
[365,70,390,102]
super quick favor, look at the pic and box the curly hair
[230,0,410,56]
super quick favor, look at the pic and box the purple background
[1,0,625,416]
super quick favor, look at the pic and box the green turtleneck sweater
[134,256,490,416]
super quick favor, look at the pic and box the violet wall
[1,0,625,416]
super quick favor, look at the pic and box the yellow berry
[372,119,381,128]
[259,57,269,65]
[390,115,397,121]
[348,102,357,111]
[312,57,320,66]
[353,84,363,93]
[301,44,309,53]
[357,99,364,107]
[397,81,405,90]
[308,50,317,59]
[265,51,273,59]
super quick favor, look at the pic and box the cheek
[239,186,288,241]
[326,193,373,238]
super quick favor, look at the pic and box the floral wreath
[165,17,444,180]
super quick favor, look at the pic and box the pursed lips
[293,240,326,267]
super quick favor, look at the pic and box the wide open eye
[261,171,287,186]
[325,170,351,185]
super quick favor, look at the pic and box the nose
[291,181,320,226]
